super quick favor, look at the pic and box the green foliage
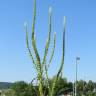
[25,0,66,96]
[12,81,35,96]
[2,79,96,96]
[75,80,96,96]
[3,89,16,96]
[87,80,95,92]
[50,76,68,95]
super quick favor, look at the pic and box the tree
[87,80,94,92]
[12,81,36,96]
[48,76,72,96]
[76,80,86,95]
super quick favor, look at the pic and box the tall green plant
[25,0,66,96]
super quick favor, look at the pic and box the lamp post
[75,57,80,96]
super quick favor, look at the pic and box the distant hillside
[0,82,13,89]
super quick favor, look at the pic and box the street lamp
[75,57,80,96]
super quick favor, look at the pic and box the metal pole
[75,57,80,96]
[75,58,77,96]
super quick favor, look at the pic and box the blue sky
[0,0,96,82]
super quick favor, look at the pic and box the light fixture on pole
[75,57,80,96]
